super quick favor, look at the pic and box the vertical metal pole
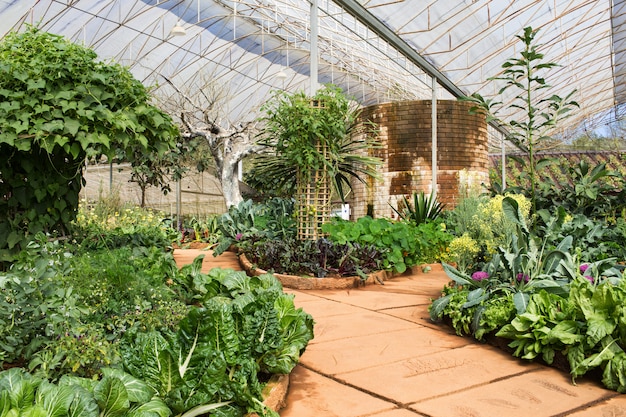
[431,76,437,197]
[176,179,182,230]
[501,132,506,190]
[310,0,319,95]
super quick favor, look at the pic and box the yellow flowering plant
[71,201,178,250]
[448,233,480,273]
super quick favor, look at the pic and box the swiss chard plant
[0,366,175,417]
[496,272,626,393]
[121,268,314,417]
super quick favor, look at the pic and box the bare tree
[160,75,261,208]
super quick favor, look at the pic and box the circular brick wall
[349,100,489,219]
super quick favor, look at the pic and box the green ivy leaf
[64,119,81,136]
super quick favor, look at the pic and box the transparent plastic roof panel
[0,0,623,136]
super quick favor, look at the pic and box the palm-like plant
[250,85,382,239]
[391,190,445,225]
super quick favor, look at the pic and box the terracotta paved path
[174,249,626,417]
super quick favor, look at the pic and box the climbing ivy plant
[0,27,179,265]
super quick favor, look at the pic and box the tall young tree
[463,27,579,218]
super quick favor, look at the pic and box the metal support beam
[334,0,464,97]
[333,0,509,137]
[310,0,319,94]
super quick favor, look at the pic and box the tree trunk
[220,161,242,208]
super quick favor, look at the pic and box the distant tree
[569,132,626,151]
[161,76,260,208]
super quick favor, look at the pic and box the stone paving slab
[382,305,457,332]
[173,248,240,272]
[284,297,368,319]
[301,288,425,311]
[335,343,543,405]
[300,326,471,375]
[367,410,426,417]
[566,396,626,416]
[371,273,451,296]
[283,289,323,303]
[310,310,417,345]
[410,368,618,417]
[278,365,397,417]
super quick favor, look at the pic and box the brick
[349,100,488,218]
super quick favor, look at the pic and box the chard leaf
[127,397,171,417]
[36,381,75,417]
[195,299,239,364]
[94,377,129,417]
[119,331,179,399]
[67,386,98,417]
[179,401,232,417]
[0,391,11,416]
[58,375,97,392]
[101,369,154,404]
[265,294,314,374]
[0,368,37,410]
[18,404,46,417]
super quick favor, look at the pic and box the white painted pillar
[431,76,437,197]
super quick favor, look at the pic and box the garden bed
[239,252,393,290]
[247,374,290,417]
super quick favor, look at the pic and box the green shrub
[0,236,84,368]
[70,203,178,250]
[322,216,450,273]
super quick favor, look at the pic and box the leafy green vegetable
[121,268,314,417]
[0,367,170,417]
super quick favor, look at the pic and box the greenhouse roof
[0,0,623,141]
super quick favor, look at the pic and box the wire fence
[81,163,227,217]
